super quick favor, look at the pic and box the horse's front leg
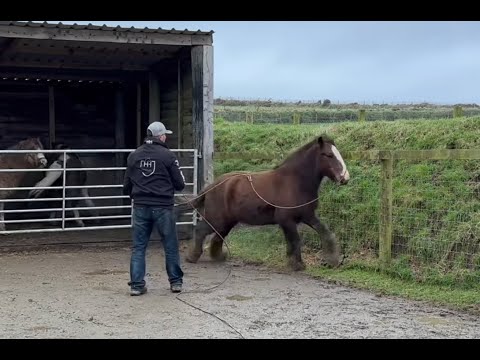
[303,215,341,268]
[279,221,305,271]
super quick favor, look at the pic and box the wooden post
[245,111,254,124]
[292,113,301,125]
[191,45,214,190]
[453,106,463,118]
[48,86,55,148]
[115,87,126,212]
[177,58,183,149]
[379,151,393,266]
[358,109,366,122]
[148,72,160,123]
[136,82,142,147]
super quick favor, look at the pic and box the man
[123,121,186,295]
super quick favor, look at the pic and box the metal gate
[0,148,198,235]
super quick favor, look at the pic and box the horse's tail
[175,189,207,213]
[174,178,222,213]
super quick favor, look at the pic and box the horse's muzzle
[339,170,350,185]
[40,158,48,167]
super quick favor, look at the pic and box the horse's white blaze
[332,145,350,181]
[37,152,47,166]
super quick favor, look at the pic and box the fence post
[358,109,366,122]
[453,106,463,118]
[292,113,301,125]
[379,151,393,266]
[245,112,254,124]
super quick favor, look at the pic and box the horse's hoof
[185,254,200,263]
[211,251,227,262]
[289,259,306,271]
[323,254,343,268]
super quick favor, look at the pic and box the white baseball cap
[147,121,173,136]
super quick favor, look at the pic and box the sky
[53,21,480,105]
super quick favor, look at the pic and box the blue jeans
[129,206,183,290]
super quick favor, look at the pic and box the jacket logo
[140,159,156,177]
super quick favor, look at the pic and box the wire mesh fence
[390,159,480,279]
[300,159,381,259]
[216,149,480,286]
[214,107,480,124]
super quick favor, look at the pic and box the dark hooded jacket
[123,137,185,208]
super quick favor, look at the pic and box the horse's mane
[273,135,334,169]
[7,138,41,151]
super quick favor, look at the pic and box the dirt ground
[1,242,479,339]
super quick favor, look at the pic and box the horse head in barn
[0,137,48,232]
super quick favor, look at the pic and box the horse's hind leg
[279,222,305,271]
[185,220,213,263]
[208,222,236,262]
[303,215,341,268]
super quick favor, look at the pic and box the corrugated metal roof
[0,21,214,35]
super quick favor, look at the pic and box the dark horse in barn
[175,135,350,271]
[28,142,99,227]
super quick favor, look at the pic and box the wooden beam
[48,86,55,148]
[177,58,183,149]
[148,72,160,123]
[7,39,182,58]
[213,149,480,161]
[191,45,214,188]
[0,91,48,98]
[136,82,142,147]
[0,38,14,56]
[115,87,126,208]
[392,149,480,160]
[0,67,147,82]
[0,54,149,71]
[0,25,213,46]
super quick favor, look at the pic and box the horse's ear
[317,136,324,146]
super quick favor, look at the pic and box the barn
[0,21,214,240]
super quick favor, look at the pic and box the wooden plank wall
[0,83,49,149]
[180,56,194,150]
[157,60,180,149]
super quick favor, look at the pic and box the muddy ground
[1,241,479,339]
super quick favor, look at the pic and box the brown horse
[175,135,350,271]
[0,137,48,232]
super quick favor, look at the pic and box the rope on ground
[174,198,244,338]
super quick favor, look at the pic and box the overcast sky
[59,21,480,105]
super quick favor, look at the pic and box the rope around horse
[175,172,322,209]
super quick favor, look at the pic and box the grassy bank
[212,116,480,311]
